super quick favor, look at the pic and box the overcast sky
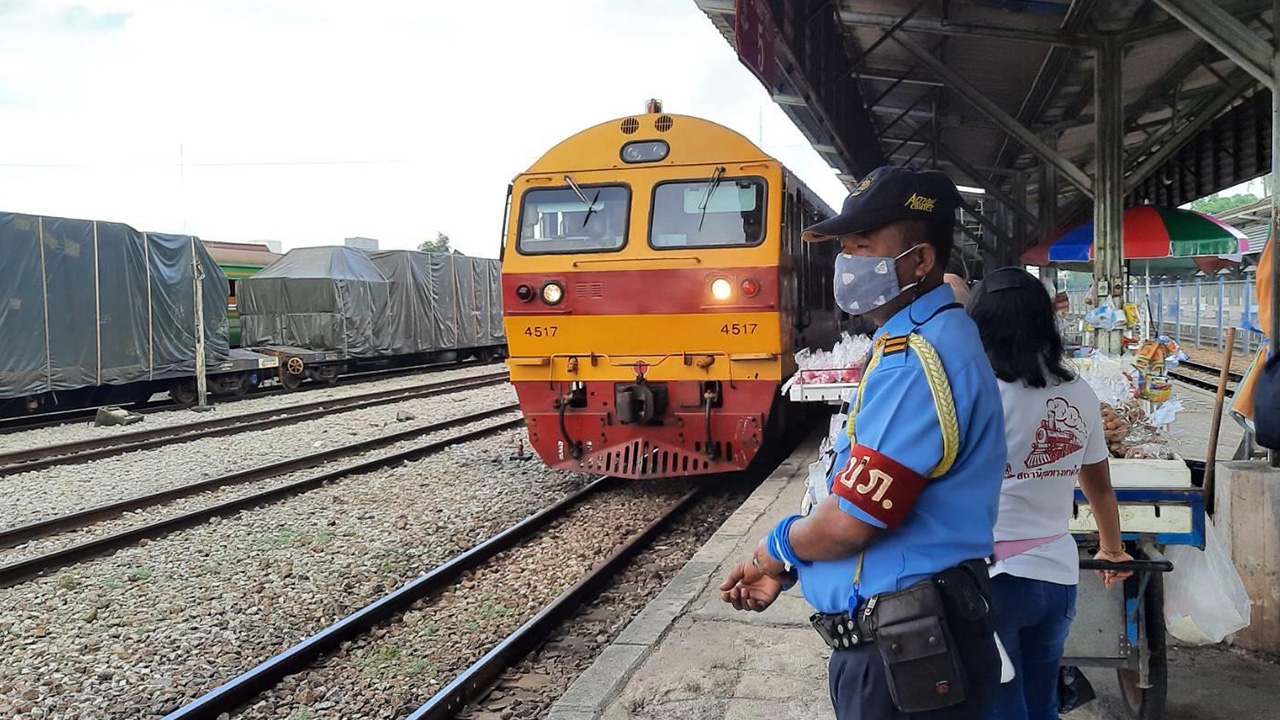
[0,0,848,258]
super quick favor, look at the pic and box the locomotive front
[501,103,803,479]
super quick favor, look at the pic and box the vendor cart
[1063,457,1202,720]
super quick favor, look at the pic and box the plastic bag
[801,412,845,515]
[1162,518,1251,644]
[1147,397,1185,426]
[792,332,872,385]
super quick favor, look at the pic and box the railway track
[157,477,700,720]
[0,406,523,586]
[1167,359,1243,395]
[0,357,501,435]
[0,371,508,478]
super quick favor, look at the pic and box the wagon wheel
[1117,572,1168,720]
[279,358,305,391]
[170,379,198,406]
[308,364,341,386]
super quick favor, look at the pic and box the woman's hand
[1093,547,1134,588]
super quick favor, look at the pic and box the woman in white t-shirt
[967,268,1133,720]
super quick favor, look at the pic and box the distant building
[344,236,379,251]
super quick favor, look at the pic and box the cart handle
[1078,559,1173,573]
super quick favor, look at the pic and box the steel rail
[157,476,623,720]
[0,417,523,586]
[0,404,518,549]
[0,372,507,477]
[407,487,702,720]
[0,358,501,435]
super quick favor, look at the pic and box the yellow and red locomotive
[501,102,843,479]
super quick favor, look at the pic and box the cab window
[517,185,629,254]
[649,177,766,249]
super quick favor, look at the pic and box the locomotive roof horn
[645,98,663,114]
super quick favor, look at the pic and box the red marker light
[633,360,649,377]
[515,284,534,302]
[741,278,760,297]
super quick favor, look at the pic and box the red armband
[831,444,928,529]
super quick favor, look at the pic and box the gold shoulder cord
[846,334,961,479]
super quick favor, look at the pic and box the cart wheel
[279,363,304,391]
[1117,572,1168,720]
[170,379,198,406]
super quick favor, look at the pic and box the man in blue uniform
[720,166,1007,720]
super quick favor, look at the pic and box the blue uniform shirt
[796,284,1006,614]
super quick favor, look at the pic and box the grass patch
[481,603,512,618]
[126,568,153,582]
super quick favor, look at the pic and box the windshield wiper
[564,175,601,228]
[697,166,726,231]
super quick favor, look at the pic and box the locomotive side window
[648,177,766,249]
[517,185,629,255]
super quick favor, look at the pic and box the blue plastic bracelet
[766,514,805,569]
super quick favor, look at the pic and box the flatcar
[501,101,844,479]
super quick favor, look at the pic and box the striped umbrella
[1022,205,1250,265]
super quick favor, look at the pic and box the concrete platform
[546,432,1280,720]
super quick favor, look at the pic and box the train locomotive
[501,102,844,479]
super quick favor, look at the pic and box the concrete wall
[1217,460,1280,653]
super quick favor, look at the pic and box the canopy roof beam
[893,33,1095,198]
[1150,0,1276,90]
[838,9,1097,47]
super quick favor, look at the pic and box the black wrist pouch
[867,578,968,713]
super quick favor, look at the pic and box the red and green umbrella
[1022,205,1250,265]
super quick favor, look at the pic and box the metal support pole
[1039,134,1058,244]
[191,239,209,410]
[1218,275,1226,350]
[1271,0,1280,364]
[1174,279,1183,342]
[1093,35,1125,354]
[1195,276,1203,347]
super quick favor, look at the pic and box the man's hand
[1093,548,1134,588]
[718,558,786,612]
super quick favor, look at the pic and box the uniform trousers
[827,605,1000,720]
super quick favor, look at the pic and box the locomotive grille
[655,115,674,132]
[574,282,604,298]
[620,118,640,134]
[580,439,727,478]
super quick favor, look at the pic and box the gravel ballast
[0,363,505,456]
[230,479,705,720]
[0,383,515,529]
[0,429,589,719]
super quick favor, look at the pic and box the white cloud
[0,0,847,257]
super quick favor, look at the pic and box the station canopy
[695,0,1276,267]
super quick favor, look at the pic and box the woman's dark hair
[967,267,1074,388]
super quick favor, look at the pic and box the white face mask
[832,244,923,315]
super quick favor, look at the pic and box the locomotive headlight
[710,278,732,301]
[541,281,565,305]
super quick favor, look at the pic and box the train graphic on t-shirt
[1025,397,1086,469]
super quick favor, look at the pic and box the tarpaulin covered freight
[0,212,230,401]
[368,251,504,354]
[238,247,391,357]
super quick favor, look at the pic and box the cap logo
[850,176,873,197]
[904,193,937,212]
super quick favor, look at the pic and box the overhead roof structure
[696,0,1279,357]
[695,1,1273,246]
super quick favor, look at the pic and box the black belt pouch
[869,580,968,713]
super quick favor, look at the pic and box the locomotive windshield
[517,185,630,254]
[648,177,766,248]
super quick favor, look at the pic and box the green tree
[1191,193,1260,215]
[418,232,452,254]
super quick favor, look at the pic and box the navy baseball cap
[802,165,962,242]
